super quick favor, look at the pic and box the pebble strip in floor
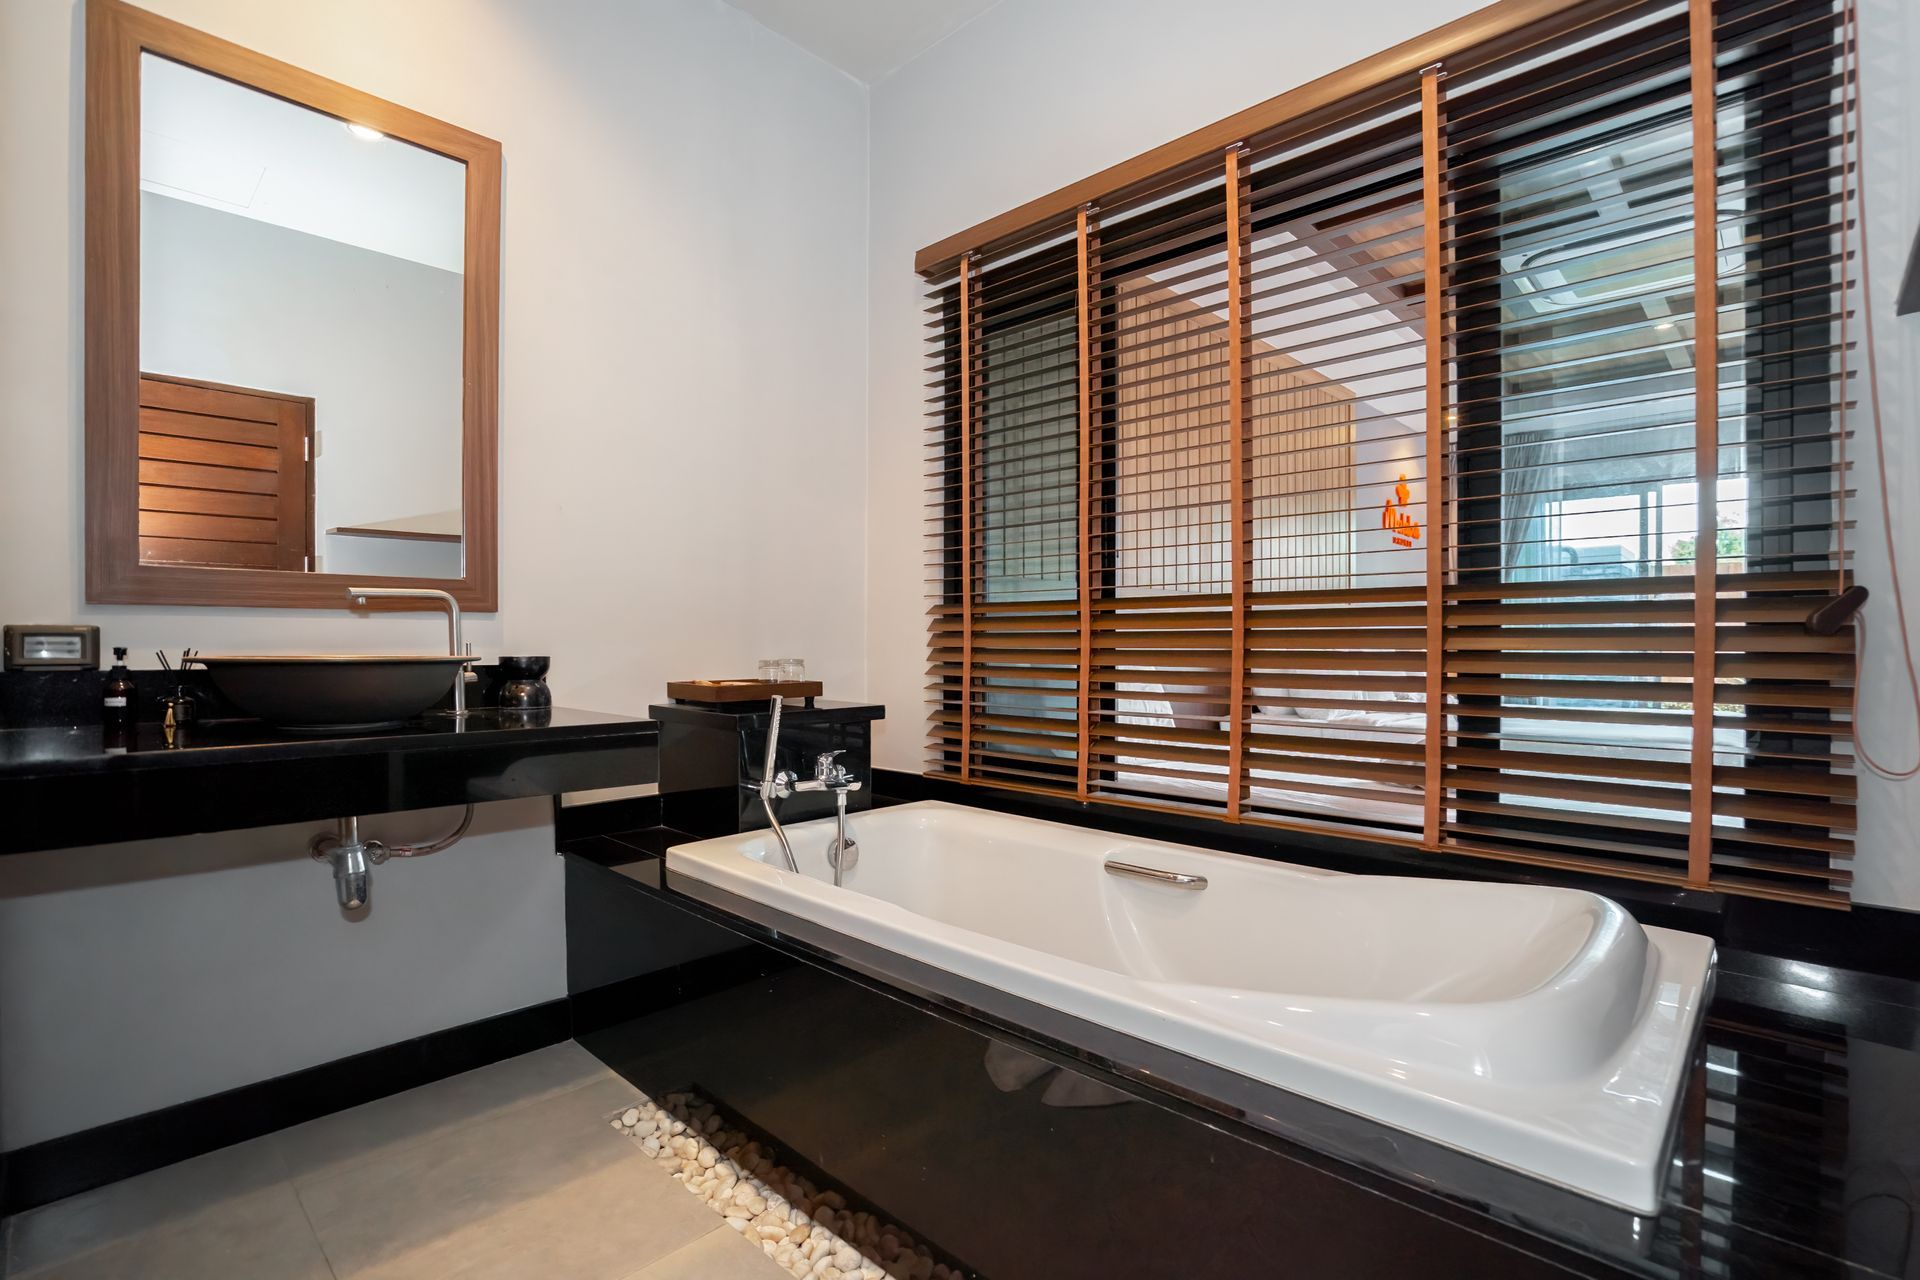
[609,1090,966,1280]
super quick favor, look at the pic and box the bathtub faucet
[791,750,861,887]
[755,699,862,886]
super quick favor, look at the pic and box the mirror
[87,0,499,608]
[139,54,466,578]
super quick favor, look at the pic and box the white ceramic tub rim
[665,800,1714,1212]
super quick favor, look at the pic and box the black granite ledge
[1,707,658,854]
[0,706,654,776]
[563,824,1920,1280]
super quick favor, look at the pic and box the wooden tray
[667,678,823,705]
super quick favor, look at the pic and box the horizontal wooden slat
[137,458,279,495]
[138,407,278,448]
[138,485,278,519]
[137,433,278,471]
[139,536,277,568]
[138,376,286,422]
[138,511,278,544]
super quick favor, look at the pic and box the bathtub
[665,800,1714,1213]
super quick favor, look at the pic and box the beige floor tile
[625,1225,793,1280]
[5,1135,289,1275]
[11,1183,332,1280]
[345,1153,720,1280]
[275,1039,615,1184]
[296,1072,653,1276]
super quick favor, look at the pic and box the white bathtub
[665,800,1713,1213]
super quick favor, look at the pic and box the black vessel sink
[192,655,467,731]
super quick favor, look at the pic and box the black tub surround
[0,667,658,853]
[564,821,1920,1280]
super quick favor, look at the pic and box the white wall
[1852,0,1920,908]
[141,191,466,579]
[0,801,556,1149]
[864,0,1920,909]
[0,0,868,1147]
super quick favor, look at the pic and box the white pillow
[1114,680,1175,727]
[1263,689,1334,720]
[1258,671,1414,719]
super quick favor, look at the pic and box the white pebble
[614,1087,958,1280]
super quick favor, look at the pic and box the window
[924,0,1855,905]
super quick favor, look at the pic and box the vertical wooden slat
[1420,65,1447,847]
[1224,146,1251,822]
[1687,0,1718,886]
[958,252,976,783]
[1075,209,1096,800]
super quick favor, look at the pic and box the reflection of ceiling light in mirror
[344,122,384,142]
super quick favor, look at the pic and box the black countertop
[3,707,658,854]
[0,706,652,777]
[564,823,1920,1280]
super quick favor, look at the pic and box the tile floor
[0,1042,787,1280]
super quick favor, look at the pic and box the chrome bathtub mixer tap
[757,696,861,885]
[792,749,861,886]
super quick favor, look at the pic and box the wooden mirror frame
[84,0,500,610]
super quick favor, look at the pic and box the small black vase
[496,655,552,711]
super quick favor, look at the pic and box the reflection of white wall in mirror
[139,53,464,274]
[141,191,463,579]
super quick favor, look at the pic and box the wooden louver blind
[924,0,1858,906]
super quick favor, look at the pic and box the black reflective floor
[565,829,1920,1279]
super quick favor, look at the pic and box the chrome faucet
[345,586,471,716]
[754,697,862,884]
[791,749,861,886]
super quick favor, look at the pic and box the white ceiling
[140,53,466,274]
[722,0,1005,84]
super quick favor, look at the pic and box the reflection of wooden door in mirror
[137,374,314,572]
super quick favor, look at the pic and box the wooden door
[137,375,314,571]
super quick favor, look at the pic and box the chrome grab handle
[1104,859,1207,890]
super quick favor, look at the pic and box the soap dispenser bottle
[102,646,137,737]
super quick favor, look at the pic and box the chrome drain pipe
[311,805,475,909]
[318,816,374,909]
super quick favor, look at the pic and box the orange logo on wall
[1383,475,1422,548]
